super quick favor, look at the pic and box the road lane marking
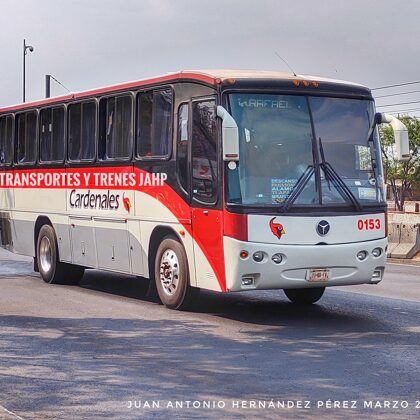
[0,405,26,420]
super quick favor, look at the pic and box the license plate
[307,268,330,282]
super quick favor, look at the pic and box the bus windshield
[227,93,384,209]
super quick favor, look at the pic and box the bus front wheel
[154,236,198,310]
[37,225,84,285]
[284,287,325,304]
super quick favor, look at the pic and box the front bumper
[223,236,387,291]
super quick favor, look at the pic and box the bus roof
[0,69,369,114]
[189,69,366,88]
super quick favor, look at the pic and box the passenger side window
[0,115,13,166]
[136,88,172,158]
[40,107,65,162]
[177,104,189,192]
[68,101,97,161]
[99,95,133,160]
[192,100,218,203]
[16,111,37,164]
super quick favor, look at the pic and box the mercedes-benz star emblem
[316,220,330,236]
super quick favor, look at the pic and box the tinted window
[137,88,172,158]
[99,95,133,160]
[0,115,13,165]
[309,97,384,203]
[40,109,52,161]
[68,104,81,160]
[82,102,96,159]
[68,101,96,161]
[192,100,218,203]
[16,111,37,164]
[177,104,189,192]
[227,94,314,205]
[40,107,65,162]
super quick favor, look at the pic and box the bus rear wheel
[154,236,198,310]
[37,225,84,285]
[284,287,325,304]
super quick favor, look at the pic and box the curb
[387,257,420,266]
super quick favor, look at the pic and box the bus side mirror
[217,106,239,162]
[377,112,410,161]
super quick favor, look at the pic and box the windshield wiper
[319,138,362,211]
[282,165,315,212]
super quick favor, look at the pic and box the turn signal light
[293,79,319,88]
[240,250,249,259]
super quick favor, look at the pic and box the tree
[379,116,420,211]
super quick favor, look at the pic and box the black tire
[154,235,199,310]
[37,225,85,285]
[135,276,153,296]
[284,287,325,304]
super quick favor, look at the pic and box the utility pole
[45,74,51,98]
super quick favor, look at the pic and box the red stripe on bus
[0,72,216,114]
[224,212,248,241]
[1,166,227,291]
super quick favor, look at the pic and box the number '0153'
[357,219,381,230]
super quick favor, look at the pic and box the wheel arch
[34,216,60,266]
[147,225,183,280]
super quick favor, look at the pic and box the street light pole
[23,39,34,103]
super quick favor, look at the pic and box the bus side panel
[133,181,222,290]
[11,211,36,256]
[12,188,67,256]
[0,185,14,250]
[0,211,13,250]
[69,216,97,268]
[0,186,14,211]
[94,219,131,273]
[11,211,71,259]
[14,188,67,213]
[55,218,72,263]
[127,220,145,276]
[192,209,225,292]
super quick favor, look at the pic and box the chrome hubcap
[159,249,179,296]
[39,236,52,273]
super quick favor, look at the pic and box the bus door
[190,97,224,291]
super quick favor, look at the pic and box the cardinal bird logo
[269,217,285,239]
[123,193,132,213]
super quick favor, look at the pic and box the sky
[1,0,419,116]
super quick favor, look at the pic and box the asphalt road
[0,249,419,419]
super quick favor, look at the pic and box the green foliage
[379,116,420,210]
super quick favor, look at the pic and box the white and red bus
[0,70,409,309]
